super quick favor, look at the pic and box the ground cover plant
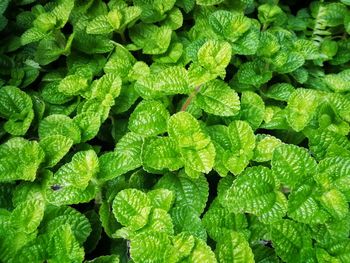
[0,0,350,262]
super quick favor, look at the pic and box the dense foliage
[1,0,350,262]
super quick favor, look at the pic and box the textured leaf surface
[272,144,317,188]
[129,100,170,137]
[0,138,44,182]
[112,189,152,231]
[195,79,240,116]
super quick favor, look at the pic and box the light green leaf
[186,237,217,263]
[104,45,136,79]
[215,231,254,263]
[39,135,73,167]
[88,73,122,100]
[324,69,350,92]
[171,206,207,240]
[168,112,215,174]
[272,51,305,74]
[45,151,99,205]
[258,4,284,25]
[155,172,209,215]
[112,188,152,231]
[129,23,172,55]
[147,189,175,212]
[10,199,45,234]
[225,166,278,215]
[130,231,176,263]
[202,199,248,242]
[48,224,85,263]
[270,219,311,263]
[142,137,183,171]
[237,60,272,87]
[73,113,101,142]
[141,208,174,235]
[0,138,44,182]
[195,79,240,116]
[264,83,295,102]
[39,114,81,144]
[172,233,195,260]
[196,0,224,5]
[320,188,349,220]
[286,89,320,132]
[224,120,255,175]
[41,205,92,244]
[58,74,89,96]
[129,100,170,137]
[97,132,144,182]
[0,86,34,135]
[253,134,282,162]
[272,144,317,188]
[209,10,251,42]
[197,40,232,77]
[135,66,190,98]
[287,184,329,224]
[316,157,350,200]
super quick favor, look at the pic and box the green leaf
[0,86,34,135]
[48,224,85,263]
[97,132,144,182]
[264,83,295,102]
[130,231,176,263]
[195,79,240,116]
[316,157,350,200]
[272,144,317,189]
[258,4,284,25]
[320,188,349,220]
[197,40,232,77]
[239,91,265,130]
[270,219,311,263]
[202,199,248,242]
[10,199,45,234]
[171,206,207,240]
[196,0,224,5]
[286,89,320,132]
[155,172,209,215]
[129,23,172,55]
[134,66,190,98]
[324,69,350,92]
[237,60,272,87]
[73,113,101,142]
[58,74,89,96]
[104,45,136,79]
[39,135,73,167]
[88,73,122,100]
[287,184,329,224]
[186,237,217,263]
[253,134,282,162]
[45,150,99,205]
[172,233,195,260]
[224,166,279,216]
[141,208,174,235]
[0,138,44,182]
[168,112,215,174]
[85,255,120,263]
[143,137,184,171]
[112,188,152,231]
[272,51,305,74]
[216,231,254,263]
[41,205,92,244]
[39,114,81,144]
[224,120,255,175]
[147,189,175,212]
[87,15,115,35]
[129,100,170,137]
[209,10,251,42]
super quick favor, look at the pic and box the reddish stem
[180,86,202,112]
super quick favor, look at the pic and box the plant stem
[180,85,202,112]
